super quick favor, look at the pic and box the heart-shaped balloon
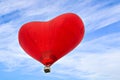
[18,13,84,72]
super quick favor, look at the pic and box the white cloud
[0,0,37,15]
[76,32,120,53]
[52,47,120,80]
[76,1,120,32]
[59,50,120,80]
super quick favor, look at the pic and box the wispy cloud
[0,0,37,15]
[84,4,120,32]
[53,51,120,80]
[76,1,120,32]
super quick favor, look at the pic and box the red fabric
[18,13,85,66]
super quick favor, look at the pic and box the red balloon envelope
[18,13,85,73]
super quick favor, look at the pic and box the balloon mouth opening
[44,59,53,73]
[44,66,51,73]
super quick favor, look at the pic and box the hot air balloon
[18,13,85,73]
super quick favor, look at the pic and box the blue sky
[0,0,120,80]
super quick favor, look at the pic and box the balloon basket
[44,66,51,73]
